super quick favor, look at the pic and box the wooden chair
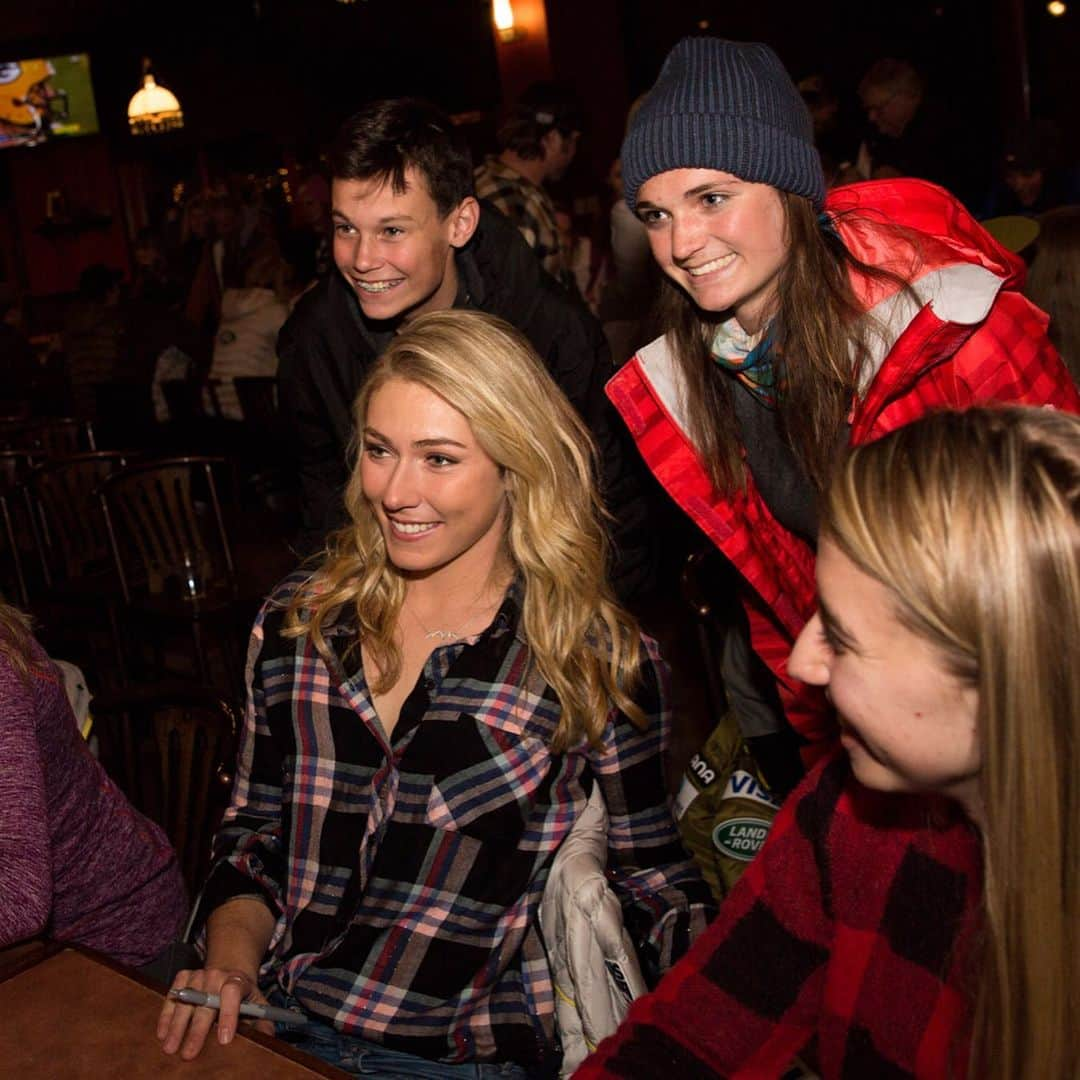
[28,451,130,588]
[24,451,132,684]
[11,418,97,458]
[0,419,35,452]
[0,450,44,607]
[0,448,44,490]
[98,456,245,689]
[89,684,238,895]
[0,490,29,607]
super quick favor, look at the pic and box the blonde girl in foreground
[159,310,711,1076]
[577,405,1078,1079]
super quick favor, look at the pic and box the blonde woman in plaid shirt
[158,310,712,1076]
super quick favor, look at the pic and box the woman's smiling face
[359,378,508,581]
[788,538,981,816]
[635,168,790,334]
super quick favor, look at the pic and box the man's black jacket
[277,204,655,602]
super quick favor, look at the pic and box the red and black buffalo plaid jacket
[606,179,1080,771]
[574,750,982,1079]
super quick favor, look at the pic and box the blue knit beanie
[621,37,825,211]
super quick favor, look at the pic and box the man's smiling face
[332,168,477,323]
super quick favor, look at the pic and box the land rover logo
[712,817,771,862]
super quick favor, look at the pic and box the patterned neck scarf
[705,214,837,408]
[709,316,781,408]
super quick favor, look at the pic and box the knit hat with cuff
[621,37,825,211]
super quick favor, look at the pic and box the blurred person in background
[1026,205,1080,385]
[475,81,584,287]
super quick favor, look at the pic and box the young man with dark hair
[277,97,654,602]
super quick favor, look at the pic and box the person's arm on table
[158,603,291,1059]
[156,896,277,1058]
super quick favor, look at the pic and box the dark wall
[2,0,1076,160]
[1,0,1076,299]
[0,0,508,298]
[1,0,504,149]
[624,0,1075,158]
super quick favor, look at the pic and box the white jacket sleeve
[540,783,648,1076]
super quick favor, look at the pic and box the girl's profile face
[789,538,981,819]
[635,168,789,334]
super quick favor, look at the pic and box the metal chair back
[98,456,236,604]
[28,451,130,586]
[0,448,43,490]
[90,685,238,895]
[0,450,44,606]
[0,491,29,606]
[4,418,97,457]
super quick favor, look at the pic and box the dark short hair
[330,98,474,218]
[496,81,583,160]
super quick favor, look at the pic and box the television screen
[0,53,100,149]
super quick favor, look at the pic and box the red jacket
[607,179,1080,766]
[574,751,982,1079]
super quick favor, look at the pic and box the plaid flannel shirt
[199,575,712,1067]
[576,750,983,1078]
[475,156,566,283]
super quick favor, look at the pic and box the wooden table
[0,946,352,1078]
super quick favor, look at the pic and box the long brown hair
[662,193,914,493]
[823,406,1080,1079]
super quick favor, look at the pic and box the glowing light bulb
[493,0,515,32]
[1047,0,1066,15]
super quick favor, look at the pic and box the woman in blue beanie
[577,35,1080,1080]
[609,36,1076,796]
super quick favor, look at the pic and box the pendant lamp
[127,58,183,135]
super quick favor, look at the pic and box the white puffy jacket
[540,783,648,1076]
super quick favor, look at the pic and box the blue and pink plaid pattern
[198,574,712,1067]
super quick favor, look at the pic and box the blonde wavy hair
[0,599,37,680]
[822,406,1080,1080]
[284,309,644,750]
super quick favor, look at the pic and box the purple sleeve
[0,663,53,944]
